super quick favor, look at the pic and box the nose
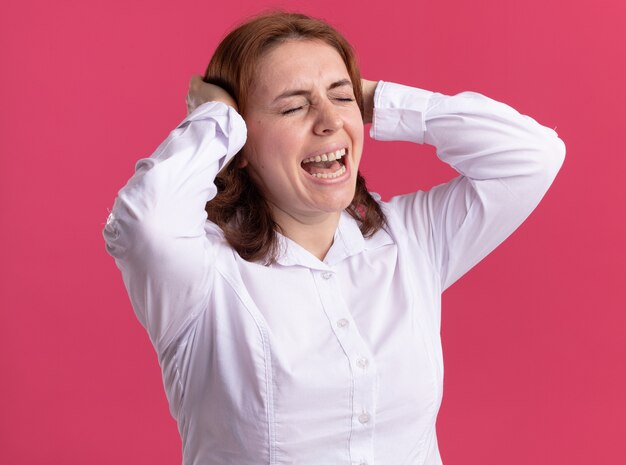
[313,99,343,135]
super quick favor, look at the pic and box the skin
[187,40,378,260]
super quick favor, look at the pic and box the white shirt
[103,81,565,465]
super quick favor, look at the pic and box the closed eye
[281,97,352,115]
[282,105,306,115]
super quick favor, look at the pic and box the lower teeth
[312,164,346,179]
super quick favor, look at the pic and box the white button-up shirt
[104,81,565,465]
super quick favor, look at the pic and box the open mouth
[300,148,347,179]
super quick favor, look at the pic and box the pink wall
[1,0,624,463]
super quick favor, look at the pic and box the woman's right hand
[186,76,238,115]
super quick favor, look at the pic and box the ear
[237,146,250,168]
[238,153,249,168]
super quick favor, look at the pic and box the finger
[188,76,203,94]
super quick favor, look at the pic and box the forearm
[104,102,246,257]
[373,81,565,198]
[373,81,566,289]
[103,102,246,350]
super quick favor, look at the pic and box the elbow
[102,191,164,261]
[523,122,566,189]
[508,127,566,208]
[540,130,566,184]
[104,207,173,262]
[103,211,124,258]
[548,128,566,170]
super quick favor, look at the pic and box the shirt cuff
[180,101,247,172]
[369,81,433,144]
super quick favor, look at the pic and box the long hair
[204,11,386,263]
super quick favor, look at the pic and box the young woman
[104,11,565,465]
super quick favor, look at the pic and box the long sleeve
[372,81,566,290]
[103,102,247,352]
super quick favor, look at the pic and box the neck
[270,205,340,261]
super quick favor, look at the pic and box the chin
[317,191,356,213]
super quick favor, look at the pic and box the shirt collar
[273,210,394,269]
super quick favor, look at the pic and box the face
[240,39,364,224]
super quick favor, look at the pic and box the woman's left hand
[361,79,378,124]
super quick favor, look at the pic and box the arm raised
[372,81,565,290]
[104,82,246,352]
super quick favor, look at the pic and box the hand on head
[360,79,378,125]
[186,76,238,115]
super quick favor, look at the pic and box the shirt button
[322,272,333,280]
[356,357,369,369]
[358,412,370,424]
[337,318,349,328]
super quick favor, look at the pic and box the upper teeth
[302,148,347,164]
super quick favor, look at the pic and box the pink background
[1,0,624,463]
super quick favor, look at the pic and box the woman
[104,11,565,465]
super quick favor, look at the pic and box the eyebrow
[272,79,353,103]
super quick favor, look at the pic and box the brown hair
[204,11,386,263]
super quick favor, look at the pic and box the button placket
[313,268,377,464]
